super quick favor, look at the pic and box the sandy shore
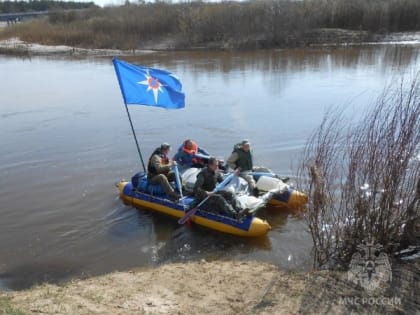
[0,37,154,56]
[0,260,418,315]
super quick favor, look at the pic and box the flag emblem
[113,58,185,109]
[138,71,164,104]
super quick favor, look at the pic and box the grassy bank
[0,296,24,315]
[1,0,420,50]
[1,260,418,315]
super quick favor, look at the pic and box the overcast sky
[89,0,243,8]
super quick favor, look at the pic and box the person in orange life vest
[147,143,180,201]
[173,139,210,169]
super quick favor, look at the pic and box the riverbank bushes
[299,77,420,269]
[1,0,420,50]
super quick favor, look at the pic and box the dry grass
[1,0,420,50]
[1,260,416,315]
[0,296,25,315]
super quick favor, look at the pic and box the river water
[0,46,419,290]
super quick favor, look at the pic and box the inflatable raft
[116,170,308,237]
[250,172,308,210]
[180,167,308,211]
[117,181,271,237]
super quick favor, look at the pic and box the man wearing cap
[147,143,180,201]
[227,140,256,194]
[193,157,246,218]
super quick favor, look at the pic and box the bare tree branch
[298,76,420,269]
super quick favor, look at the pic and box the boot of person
[237,208,250,219]
[169,192,181,201]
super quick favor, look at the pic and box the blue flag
[112,58,185,109]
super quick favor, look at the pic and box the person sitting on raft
[193,157,248,218]
[173,139,210,169]
[227,139,257,195]
[147,143,180,201]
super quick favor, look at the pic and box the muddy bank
[0,260,418,315]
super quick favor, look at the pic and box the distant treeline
[0,0,97,13]
[1,0,420,50]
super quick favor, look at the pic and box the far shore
[0,37,154,57]
[1,30,420,57]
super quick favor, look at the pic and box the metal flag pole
[112,57,185,173]
[123,103,146,172]
[112,58,146,172]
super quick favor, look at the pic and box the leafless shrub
[298,77,420,269]
[1,0,420,50]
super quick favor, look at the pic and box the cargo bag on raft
[131,171,166,195]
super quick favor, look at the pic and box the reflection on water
[122,46,420,75]
[153,219,273,265]
[0,260,84,291]
[0,45,419,290]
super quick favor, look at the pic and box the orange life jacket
[182,140,198,155]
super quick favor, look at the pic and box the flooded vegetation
[1,0,420,50]
[299,78,420,269]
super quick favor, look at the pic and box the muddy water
[0,46,419,290]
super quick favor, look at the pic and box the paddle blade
[178,207,198,224]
